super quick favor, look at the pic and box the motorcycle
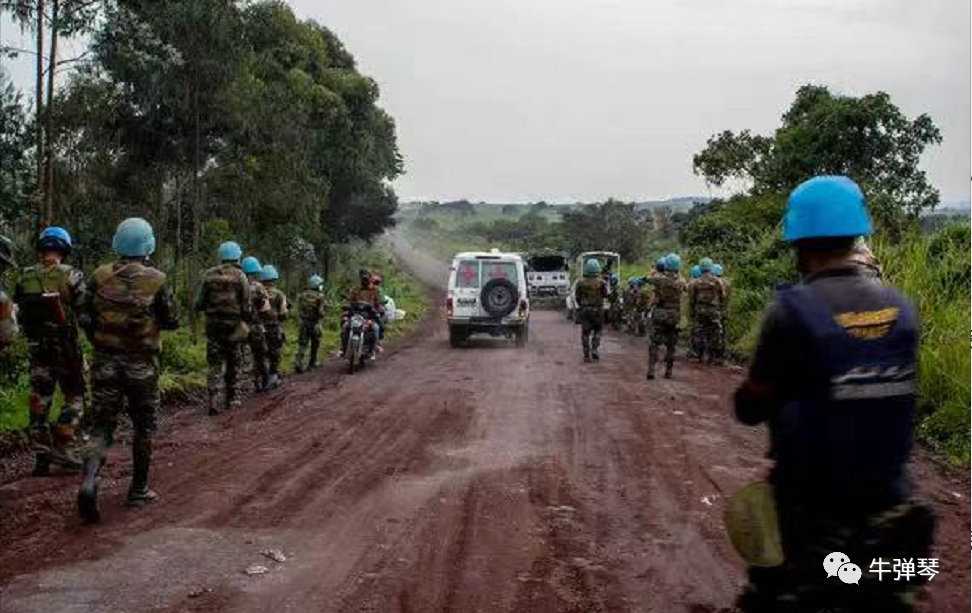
[344,305,378,374]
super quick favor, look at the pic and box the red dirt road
[0,283,968,611]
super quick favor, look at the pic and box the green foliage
[0,71,32,227]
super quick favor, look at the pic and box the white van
[446,250,530,347]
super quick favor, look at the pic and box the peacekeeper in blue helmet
[733,176,933,613]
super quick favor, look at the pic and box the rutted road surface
[0,253,967,612]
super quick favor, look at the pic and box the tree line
[1,0,402,312]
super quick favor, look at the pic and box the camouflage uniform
[645,272,683,378]
[688,272,725,364]
[295,288,326,371]
[264,286,288,377]
[195,263,251,413]
[14,261,87,473]
[82,259,179,506]
[246,279,272,391]
[574,276,608,360]
[717,276,732,359]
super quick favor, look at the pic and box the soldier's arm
[154,278,180,331]
[68,268,88,313]
[279,294,289,320]
[79,273,97,340]
[239,273,252,320]
[734,302,794,426]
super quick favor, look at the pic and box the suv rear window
[455,260,481,288]
[482,261,518,286]
[528,255,568,272]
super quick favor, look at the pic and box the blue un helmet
[241,256,262,275]
[665,253,682,272]
[112,218,156,257]
[712,263,724,277]
[691,265,702,279]
[783,175,872,243]
[218,241,242,262]
[583,258,602,277]
[308,274,324,289]
[38,226,72,254]
[654,257,666,273]
[260,264,279,282]
[699,257,714,273]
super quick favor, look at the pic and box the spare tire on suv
[480,278,518,318]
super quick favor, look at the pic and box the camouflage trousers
[577,307,603,357]
[737,498,935,613]
[295,319,321,370]
[206,328,243,407]
[247,324,269,389]
[83,352,159,460]
[26,336,85,451]
[690,309,723,363]
[649,309,679,368]
[265,325,284,376]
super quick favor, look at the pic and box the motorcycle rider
[242,256,273,393]
[341,269,382,358]
[14,226,87,475]
[260,264,286,389]
[295,274,326,372]
[0,235,18,350]
[195,241,251,415]
[733,175,932,613]
[645,253,685,380]
[78,218,179,521]
[575,258,609,362]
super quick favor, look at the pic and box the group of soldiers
[0,217,347,523]
[577,251,730,380]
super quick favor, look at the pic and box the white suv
[446,250,530,347]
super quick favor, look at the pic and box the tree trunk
[35,0,46,229]
[43,0,60,226]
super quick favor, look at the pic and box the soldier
[645,253,684,380]
[341,269,383,356]
[295,274,326,372]
[733,176,933,613]
[712,263,730,360]
[241,256,272,393]
[575,258,608,362]
[14,226,86,475]
[261,264,286,388]
[688,257,725,365]
[687,265,702,359]
[77,218,178,521]
[0,235,18,350]
[195,241,251,415]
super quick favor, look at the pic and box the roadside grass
[0,243,428,432]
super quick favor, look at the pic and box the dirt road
[0,251,967,612]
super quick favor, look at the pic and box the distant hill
[400,197,711,211]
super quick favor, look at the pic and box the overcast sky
[3,0,969,203]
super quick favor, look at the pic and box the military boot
[32,452,51,476]
[646,362,655,380]
[664,361,674,379]
[77,456,105,523]
[207,390,220,416]
[48,445,82,472]
[125,439,158,508]
[264,373,280,391]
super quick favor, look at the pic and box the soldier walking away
[295,274,326,372]
[77,218,179,522]
[14,227,86,475]
[195,241,251,415]
[733,176,934,613]
[687,264,702,359]
[712,263,730,360]
[645,253,685,380]
[688,257,725,364]
[0,235,18,350]
[242,256,273,393]
[575,258,608,362]
[261,264,286,389]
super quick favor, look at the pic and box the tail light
[446,296,454,317]
[518,299,528,318]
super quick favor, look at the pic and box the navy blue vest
[773,283,917,506]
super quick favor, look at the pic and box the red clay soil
[0,255,967,613]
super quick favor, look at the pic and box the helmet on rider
[654,257,666,273]
[37,226,72,255]
[691,265,701,279]
[260,264,279,282]
[309,274,324,289]
[712,263,724,277]
[783,175,872,243]
[583,258,602,277]
[241,256,262,275]
[699,257,713,273]
[664,253,682,272]
[218,241,242,262]
[0,235,16,270]
[112,218,156,257]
